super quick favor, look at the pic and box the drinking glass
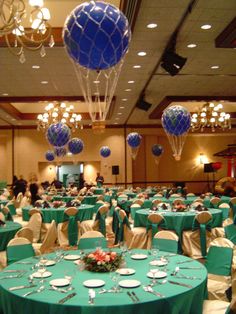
[109,272,120,292]
[151,244,159,261]
[149,264,158,285]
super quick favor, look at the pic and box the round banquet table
[52,196,76,203]
[22,205,95,224]
[0,221,22,251]
[82,196,98,205]
[93,188,105,195]
[134,208,223,239]
[0,249,207,314]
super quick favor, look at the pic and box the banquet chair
[0,211,5,222]
[26,211,42,243]
[7,237,35,265]
[5,200,16,215]
[1,206,13,221]
[57,207,79,247]
[118,209,148,249]
[182,211,213,259]
[211,204,231,239]
[79,205,109,237]
[171,194,182,198]
[153,231,179,253]
[186,193,196,197]
[33,220,57,254]
[97,195,104,201]
[193,198,204,204]
[117,193,128,199]
[146,213,166,249]
[172,198,184,206]
[78,231,107,249]
[206,237,234,302]
[203,300,230,314]
[132,199,144,207]
[15,227,34,243]
[152,199,163,206]
[130,203,141,221]
[210,197,221,208]
[14,192,23,209]
[154,193,163,197]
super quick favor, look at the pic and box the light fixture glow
[201,24,212,30]
[137,51,147,56]
[187,44,197,48]
[147,23,157,29]
[133,65,141,68]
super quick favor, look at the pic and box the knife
[58,292,77,304]
[176,260,194,264]
[4,270,26,273]
[168,280,193,288]
[0,274,23,279]
[127,291,136,303]
[179,267,202,270]
[131,291,140,302]
[9,284,37,291]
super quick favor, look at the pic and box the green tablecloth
[82,196,98,205]
[0,249,207,314]
[134,208,223,239]
[0,221,21,251]
[52,196,76,203]
[93,188,104,195]
[22,205,95,224]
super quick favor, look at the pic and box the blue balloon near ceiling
[68,138,84,154]
[46,123,71,147]
[54,147,67,157]
[152,144,164,157]
[100,146,111,158]
[161,106,191,136]
[63,1,131,70]
[45,151,55,161]
[126,132,142,148]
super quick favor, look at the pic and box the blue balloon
[68,138,84,154]
[45,151,55,161]
[54,147,67,157]
[46,123,71,147]
[126,132,142,148]
[152,144,163,157]
[63,1,131,70]
[100,146,111,158]
[161,106,191,136]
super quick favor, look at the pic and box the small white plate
[149,260,168,267]
[49,278,70,287]
[83,279,105,288]
[147,271,167,279]
[32,271,52,278]
[119,279,141,288]
[39,260,56,267]
[64,254,80,261]
[131,254,147,260]
[116,268,135,275]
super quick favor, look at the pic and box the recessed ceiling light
[147,23,157,29]
[115,117,119,120]
[122,98,128,101]
[133,65,141,68]
[119,106,125,109]
[41,81,48,84]
[211,65,219,69]
[32,65,40,69]
[137,51,147,56]
[201,24,212,30]
[11,118,16,121]
[125,89,131,92]
[2,93,8,96]
[114,122,118,125]
[128,80,135,84]
[93,80,100,84]
[117,112,122,115]
[187,44,197,48]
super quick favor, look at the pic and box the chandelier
[37,102,82,132]
[191,102,231,132]
[0,0,54,63]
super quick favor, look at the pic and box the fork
[23,285,45,297]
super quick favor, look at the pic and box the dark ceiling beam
[215,17,236,48]
[149,95,236,119]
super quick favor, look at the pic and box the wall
[0,126,235,194]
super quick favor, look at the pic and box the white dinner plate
[39,260,56,266]
[32,271,52,278]
[149,260,168,267]
[147,271,167,279]
[116,268,135,275]
[83,279,105,288]
[49,278,70,287]
[131,254,147,260]
[64,254,81,261]
[119,279,141,288]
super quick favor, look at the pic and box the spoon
[23,285,45,297]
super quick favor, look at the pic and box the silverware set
[143,285,165,298]
[58,292,77,304]
[127,291,139,302]
[23,285,45,297]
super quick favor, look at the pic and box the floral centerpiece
[173,204,187,212]
[82,249,123,272]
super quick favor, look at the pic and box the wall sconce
[199,153,208,165]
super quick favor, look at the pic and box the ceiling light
[114,122,118,125]
[41,81,48,84]
[93,80,100,84]
[147,23,157,29]
[187,44,197,48]
[125,89,131,91]
[2,93,9,96]
[119,106,125,109]
[133,65,141,68]
[122,98,128,101]
[137,51,147,56]
[32,65,40,69]
[201,24,212,30]
[0,0,54,63]
[211,65,219,69]
[117,113,122,115]
[115,117,120,120]
[128,80,135,83]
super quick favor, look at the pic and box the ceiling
[0,0,236,130]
